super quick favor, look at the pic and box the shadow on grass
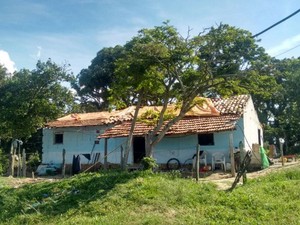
[0,170,143,221]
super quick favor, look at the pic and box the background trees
[72,46,124,111]
[0,59,75,142]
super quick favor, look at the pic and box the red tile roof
[46,97,222,128]
[212,95,249,115]
[98,95,250,138]
[46,95,250,136]
[98,115,240,138]
[46,108,134,128]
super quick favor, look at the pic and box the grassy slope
[0,167,300,225]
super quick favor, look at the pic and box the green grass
[0,176,14,188]
[1,167,300,225]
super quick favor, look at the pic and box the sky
[0,0,299,75]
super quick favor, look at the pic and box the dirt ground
[4,160,299,190]
[202,160,300,190]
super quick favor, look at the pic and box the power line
[252,9,300,38]
[274,43,300,57]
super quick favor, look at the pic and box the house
[98,95,263,169]
[42,95,263,171]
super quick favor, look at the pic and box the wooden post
[22,148,26,177]
[17,143,21,178]
[9,141,14,176]
[239,141,247,184]
[196,144,200,182]
[280,142,285,166]
[104,138,108,170]
[229,132,236,177]
[62,149,66,178]
[120,145,124,169]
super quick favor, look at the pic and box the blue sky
[0,0,299,75]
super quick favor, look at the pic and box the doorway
[133,137,146,163]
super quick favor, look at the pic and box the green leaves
[0,59,75,139]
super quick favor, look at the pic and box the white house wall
[42,125,118,165]
[242,96,263,151]
[105,137,128,164]
[152,127,245,165]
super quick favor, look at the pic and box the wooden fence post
[22,148,26,177]
[104,138,108,170]
[62,149,66,178]
[9,141,14,177]
[196,144,200,182]
[17,143,21,178]
[229,132,236,177]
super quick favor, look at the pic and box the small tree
[27,152,41,172]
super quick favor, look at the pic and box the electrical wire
[274,43,300,57]
[252,9,300,38]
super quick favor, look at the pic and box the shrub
[141,157,158,171]
[27,152,41,172]
[0,149,9,175]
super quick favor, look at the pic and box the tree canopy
[71,22,300,160]
[0,59,75,140]
[104,22,273,166]
[72,46,124,111]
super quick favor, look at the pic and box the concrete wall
[151,127,245,166]
[242,96,263,150]
[42,125,126,165]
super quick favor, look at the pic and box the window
[54,133,63,144]
[198,133,214,145]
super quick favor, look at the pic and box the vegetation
[140,157,158,170]
[0,167,300,224]
[0,59,75,140]
[0,149,8,175]
[0,60,77,169]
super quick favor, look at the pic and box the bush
[0,149,9,175]
[27,152,41,172]
[141,157,158,171]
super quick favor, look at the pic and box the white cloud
[267,34,300,57]
[0,50,16,74]
[96,27,139,47]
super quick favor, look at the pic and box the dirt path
[201,161,300,190]
[3,161,299,190]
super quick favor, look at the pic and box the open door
[133,137,146,163]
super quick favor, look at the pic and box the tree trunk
[122,95,142,170]
[145,133,152,157]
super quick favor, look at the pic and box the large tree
[72,46,124,111]
[260,57,300,153]
[109,22,270,167]
[0,59,75,140]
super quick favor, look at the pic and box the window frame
[54,133,64,144]
[198,133,215,146]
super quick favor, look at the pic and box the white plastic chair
[212,152,226,172]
